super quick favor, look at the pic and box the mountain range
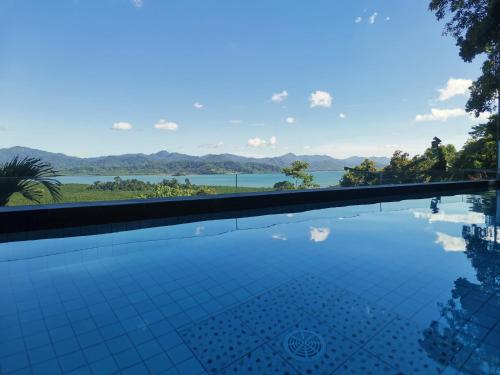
[0,146,390,175]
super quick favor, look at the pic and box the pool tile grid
[177,272,500,375]
[0,244,309,375]
[178,273,405,374]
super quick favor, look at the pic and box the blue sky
[0,0,488,158]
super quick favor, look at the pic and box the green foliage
[0,156,61,206]
[340,138,463,187]
[273,180,295,190]
[429,0,499,116]
[138,179,216,198]
[281,161,319,189]
[339,159,379,187]
[88,176,153,191]
[454,115,497,170]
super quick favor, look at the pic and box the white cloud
[154,119,179,131]
[385,144,400,149]
[193,102,204,109]
[247,137,266,148]
[271,90,288,103]
[438,78,473,101]
[368,12,378,24]
[286,117,296,124]
[355,16,362,23]
[310,227,330,242]
[435,232,466,252]
[471,111,493,122]
[413,211,485,224]
[339,113,347,119]
[309,90,332,108]
[303,145,311,150]
[112,122,133,130]
[130,0,143,8]
[386,16,390,21]
[247,136,277,148]
[195,226,204,235]
[228,119,242,124]
[272,234,287,241]
[415,108,466,122]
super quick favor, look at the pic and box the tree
[429,0,499,117]
[0,157,61,206]
[453,115,497,170]
[339,159,379,187]
[273,181,295,190]
[281,161,319,189]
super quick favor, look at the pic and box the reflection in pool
[0,191,498,374]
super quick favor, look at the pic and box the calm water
[58,171,345,188]
[0,191,499,374]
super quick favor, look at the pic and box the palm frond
[0,156,62,206]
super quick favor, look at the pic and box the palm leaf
[0,156,62,206]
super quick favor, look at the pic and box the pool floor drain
[283,330,326,361]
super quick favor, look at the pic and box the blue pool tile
[0,351,30,373]
[167,312,191,328]
[58,350,87,373]
[24,331,52,350]
[175,357,206,375]
[149,319,174,338]
[53,336,80,356]
[32,358,62,375]
[49,325,75,342]
[128,327,155,345]
[66,365,92,375]
[89,356,119,375]
[121,362,150,375]
[99,322,125,340]
[166,343,192,365]
[106,334,133,355]
[113,347,142,370]
[45,313,70,330]
[83,343,111,364]
[137,339,164,360]
[157,331,183,351]
[28,344,56,365]
[0,338,25,358]
[78,329,103,348]
[72,318,97,335]
[145,353,174,373]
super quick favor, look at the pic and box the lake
[58,171,345,188]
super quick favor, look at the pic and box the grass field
[6,183,273,206]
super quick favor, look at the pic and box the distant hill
[0,146,390,175]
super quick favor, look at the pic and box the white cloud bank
[355,17,362,23]
[286,117,296,124]
[435,232,466,252]
[309,90,332,108]
[413,210,485,225]
[247,135,277,148]
[154,120,179,131]
[112,122,133,130]
[193,102,204,109]
[339,113,347,119]
[415,108,466,122]
[438,78,473,101]
[271,90,288,103]
[309,227,330,242]
[415,108,492,123]
[368,12,378,24]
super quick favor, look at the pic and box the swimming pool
[0,191,499,374]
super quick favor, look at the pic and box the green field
[6,183,272,206]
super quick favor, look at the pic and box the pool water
[0,191,499,374]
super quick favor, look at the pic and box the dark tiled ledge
[0,180,498,238]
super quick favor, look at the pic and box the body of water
[58,171,345,188]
